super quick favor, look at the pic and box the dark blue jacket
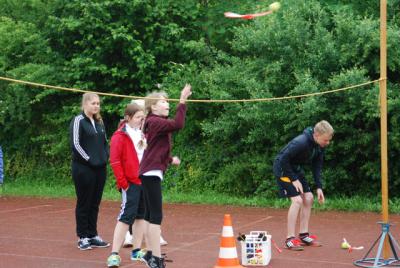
[273,127,324,189]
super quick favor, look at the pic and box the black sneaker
[77,237,92,250]
[141,250,153,267]
[284,237,304,251]
[158,257,166,268]
[299,233,322,247]
[147,255,166,268]
[89,235,110,248]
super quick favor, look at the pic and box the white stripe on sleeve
[73,115,90,161]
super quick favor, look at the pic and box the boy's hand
[180,84,192,103]
[171,156,181,166]
[317,188,325,204]
[292,180,303,194]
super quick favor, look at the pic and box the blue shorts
[117,183,145,225]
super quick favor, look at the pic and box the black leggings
[140,175,163,225]
[72,161,106,238]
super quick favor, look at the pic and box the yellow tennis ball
[341,242,350,249]
[269,2,281,12]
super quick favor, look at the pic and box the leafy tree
[0,0,399,199]
[163,0,400,198]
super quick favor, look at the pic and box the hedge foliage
[0,0,399,198]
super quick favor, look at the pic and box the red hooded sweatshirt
[110,123,141,190]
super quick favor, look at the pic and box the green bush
[0,0,399,201]
[163,0,400,197]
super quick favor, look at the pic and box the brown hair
[118,103,144,128]
[81,92,102,122]
[119,103,146,149]
[144,91,168,114]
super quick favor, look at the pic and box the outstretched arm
[149,84,193,133]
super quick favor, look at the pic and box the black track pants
[72,161,106,238]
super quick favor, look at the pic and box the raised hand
[180,84,192,103]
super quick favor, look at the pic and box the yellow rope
[0,76,381,103]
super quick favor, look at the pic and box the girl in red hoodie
[139,84,192,268]
[107,103,147,267]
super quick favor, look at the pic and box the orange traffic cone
[214,214,244,268]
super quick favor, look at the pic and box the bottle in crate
[240,231,271,266]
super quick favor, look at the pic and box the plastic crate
[240,231,271,266]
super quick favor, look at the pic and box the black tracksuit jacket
[69,112,109,167]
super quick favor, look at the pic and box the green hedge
[1,0,399,199]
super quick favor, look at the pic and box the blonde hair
[314,120,334,135]
[81,92,102,122]
[144,91,168,114]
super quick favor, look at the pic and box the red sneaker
[285,237,304,251]
[299,234,322,247]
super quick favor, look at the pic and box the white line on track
[45,208,74,214]
[237,215,274,229]
[0,235,72,243]
[0,204,52,213]
[0,252,105,264]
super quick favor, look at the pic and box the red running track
[0,196,398,268]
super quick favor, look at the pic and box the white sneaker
[160,235,168,246]
[123,232,133,248]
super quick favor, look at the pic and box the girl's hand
[317,188,325,204]
[171,156,181,166]
[180,84,192,103]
